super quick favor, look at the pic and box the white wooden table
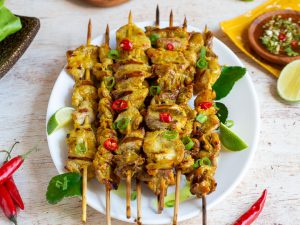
[1,0,299,224]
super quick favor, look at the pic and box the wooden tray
[0,15,40,79]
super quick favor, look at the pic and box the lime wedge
[277,59,300,102]
[47,107,74,135]
[220,123,248,151]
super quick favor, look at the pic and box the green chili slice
[130,191,137,201]
[163,130,178,139]
[182,136,194,150]
[75,142,86,154]
[196,47,208,69]
[108,49,120,60]
[104,76,115,90]
[225,120,234,128]
[165,199,175,208]
[195,114,208,123]
[115,118,130,130]
[149,85,161,96]
[149,33,160,46]
[193,157,212,169]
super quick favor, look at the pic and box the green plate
[0,15,40,79]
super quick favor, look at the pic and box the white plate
[46,21,260,224]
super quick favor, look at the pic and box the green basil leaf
[0,6,22,42]
[215,102,228,124]
[212,66,246,100]
[46,172,82,204]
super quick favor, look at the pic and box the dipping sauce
[260,15,300,56]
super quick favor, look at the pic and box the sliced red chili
[291,40,298,48]
[166,43,174,51]
[103,138,118,151]
[199,102,213,109]
[278,33,286,41]
[112,99,128,111]
[120,39,133,51]
[160,112,172,123]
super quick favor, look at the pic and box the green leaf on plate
[212,66,246,100]
[215,102,228,124]
[46,172,82,204]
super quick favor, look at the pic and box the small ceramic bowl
[83,0,129,7]
[248,10,300,66]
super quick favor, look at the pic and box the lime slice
[47,107,74,135]
[220,123,248,151]
[277,59,300,102]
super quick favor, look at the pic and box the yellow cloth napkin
[220,0,300,78]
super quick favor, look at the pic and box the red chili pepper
[291,40,298,48]
[4,177,24,210]
[166,43,174,51]
[0,185,17,225]
[120,39,133,51]
[103,138,118,151]
[112,99,128,111]
[199,102,213,109]
[233,189,267,225]
[278,33,286,41]
[0,148,34,186]
[159,112,172,123]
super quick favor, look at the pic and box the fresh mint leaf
[212,66,246,100]
[215,102,228,124]
[46,172,82,204]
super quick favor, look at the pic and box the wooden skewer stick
[87,19,92,46]
[128,10,133,37]
[136,179,142,225]
[173,170,181,225]
[158,178,166,214]
[169,10,173,28]
[105,24,110,46]
[82,165,88,223]
[126,171,132,219]
[183,16,187,31]
[155,4,160,27]
[202,195,207,225]
[106,187,111,225]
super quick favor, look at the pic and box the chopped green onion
[225,120,234,128]
[104,76,115,90]
[193,157,212,169]
[196,47,208,69]
[149,85,161,96]
[182,136,194,150]
[165,199,175,208]
[75,142,86,154]
[149,33,160,46]
[130,191,137,201]
[196,114,208,123]
[108,49,120,59]
[115,118,130,130]
[163,130,178,139]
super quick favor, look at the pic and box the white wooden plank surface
[0,0,299,224]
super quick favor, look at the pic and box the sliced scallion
[196,47,208,69]
[115,118,130,130]
[149,85,161,96]
[182,136,194,150]
[149,33,160,46]
[108,49,120,60]
[195,114,208,123]
[163,130,178,140]
[104,76,115,90]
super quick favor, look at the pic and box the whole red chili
[120,39,133,51]
[278,33,286,41]
[103,138,118,151]
[233,189,267,225]
[199,102,213,110]
[159,112,172,123]
[0,185,17,225]
[166,43,174,51]
[112,99,128,111]
[291,40,298,48]
[4,177,24,210]
[0,148,34,185]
